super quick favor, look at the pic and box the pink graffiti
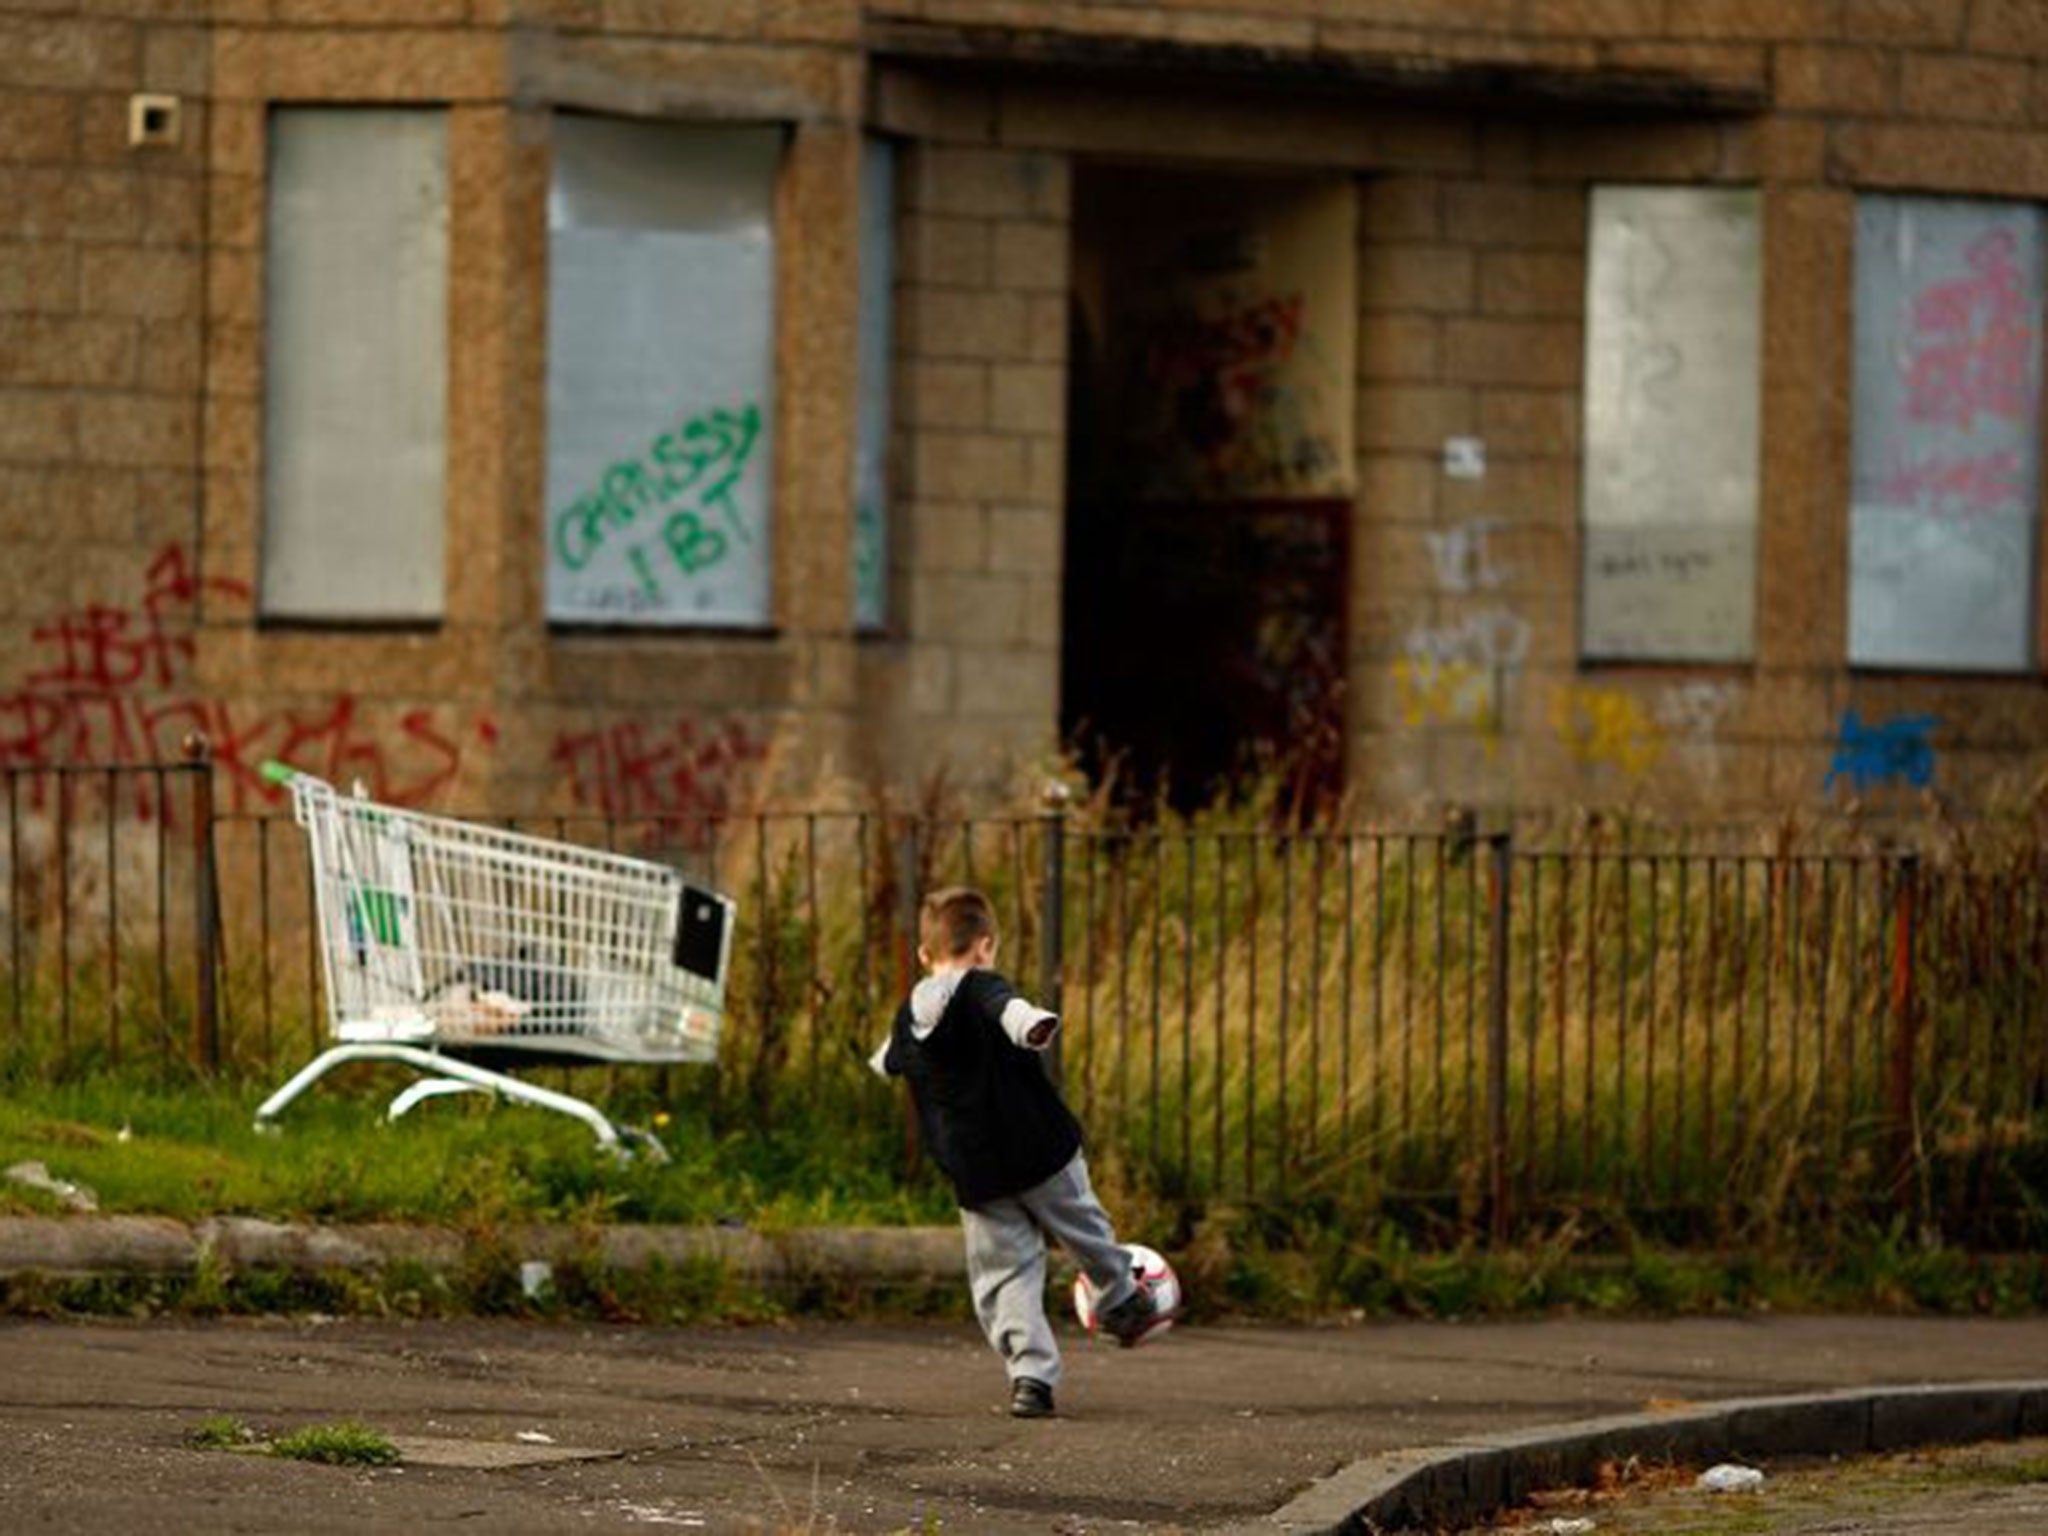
[1904,229,2037,430]
[550,717,765,834]
[0,545,495,817]
[1878,448,2023,519]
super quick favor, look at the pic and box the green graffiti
[626,545,662,602]
[554,402,762,577]
[663,510,728,576]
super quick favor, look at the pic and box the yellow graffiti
[1393,658,1501,757]
[1550,684,1663,777]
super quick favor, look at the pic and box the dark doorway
[1061,165,1356,812]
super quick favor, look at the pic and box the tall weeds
[6,772,2045,1246]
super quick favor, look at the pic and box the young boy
[869,885,1159,1418]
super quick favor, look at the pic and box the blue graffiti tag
[1824,710,1939,793]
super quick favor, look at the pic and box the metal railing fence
[3,761,2044,1240]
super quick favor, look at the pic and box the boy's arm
[973,971,1059,1050]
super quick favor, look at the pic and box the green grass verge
[0,1070,955,1228]
[4,1068,2046,1326]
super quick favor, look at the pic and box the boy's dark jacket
[882,968,1081,1209]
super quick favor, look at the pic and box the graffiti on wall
[1394,610,1529,755]
[550,716,766,828]
[0,544,496,814]
[1393,517,1526,754]
[1878,228,2038,523]
[552,401,762,610]
[1548,680,1744,782]
[1905,230,2033,431]
[1422,517,1511,596]
[0,544,780,824]
[1550,685,1664,779]
[1137,291,1340,497]
[1825,709,1939,793]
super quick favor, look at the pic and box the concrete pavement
[3,1313,2047,1532]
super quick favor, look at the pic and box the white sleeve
[866,1036,892,1078]
[1000,997,1059,1050]
[909,972,964,1039]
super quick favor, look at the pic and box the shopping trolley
[252,763,735,1160]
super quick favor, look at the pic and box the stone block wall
[4,0,2048,823]
[863,126,1070,791]
[0,7,212,785]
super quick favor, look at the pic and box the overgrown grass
[5,771,2047,1251]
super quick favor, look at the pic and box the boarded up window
[853,136,894,632]
[262,108,448,621]
[545,117,779,627]
[1581,186,1761,662]
[1850,196,2043,673]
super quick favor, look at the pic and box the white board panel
[545,118,779,627]
[262,108,448,621]
[1581,186,1760,662]
[853,136,894,632]
[1849,196,2043,673]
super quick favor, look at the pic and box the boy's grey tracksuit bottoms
[960,1152,1138,1389]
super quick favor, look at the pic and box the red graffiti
[550,717,765,836]
[1137,291,1332,492]
[1905,229,2037,431]
[1878,448,2023,520]
[0,544,494,817]
[1144,294,1305,387]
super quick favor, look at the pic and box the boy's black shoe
[1097,1283,1158,1348]
[1009,1377,1055,1418]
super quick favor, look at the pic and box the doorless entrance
[1061,164,1357,810]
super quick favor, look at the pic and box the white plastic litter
[1696,1463,1765,1493]
[518,1260,554,1300]
[515,1430,556,1445]
[1541,1519,1596,1534]
[4,1160,97,1212]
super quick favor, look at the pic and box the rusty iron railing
[2,759,2044,1240]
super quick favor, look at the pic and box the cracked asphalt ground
[3,1314,2045,1533]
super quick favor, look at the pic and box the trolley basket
[252,764,735,1158]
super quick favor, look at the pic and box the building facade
[5,0,2048,822]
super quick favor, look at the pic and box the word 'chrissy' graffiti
[0,546,496,814]
[554,403,762,600]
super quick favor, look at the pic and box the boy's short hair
[920,886,997,959]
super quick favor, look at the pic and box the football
[1072,1243,1180,1343]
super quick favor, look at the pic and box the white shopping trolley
[253,763,736,1160]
